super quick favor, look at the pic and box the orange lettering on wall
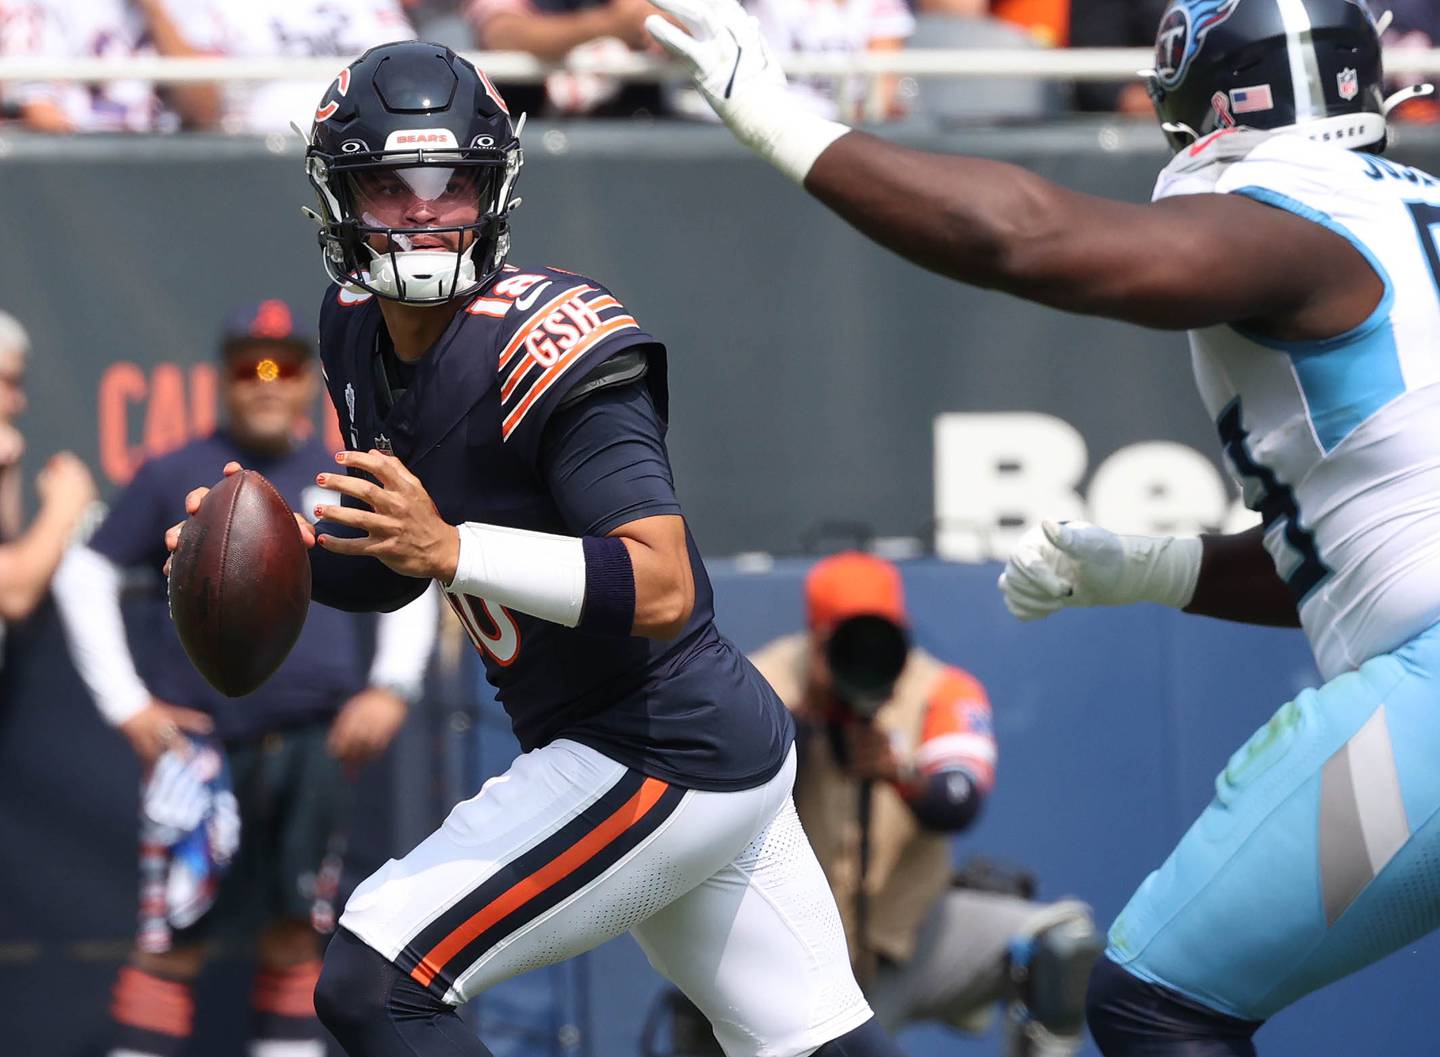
[189,364,217,439]
[98,363,149,485]
[144,364,189,458]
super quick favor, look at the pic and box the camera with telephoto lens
[824,614,910,720]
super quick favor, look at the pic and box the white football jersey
[1154,130,1440,680]
[746,0,914,119]
[209,0,414,134]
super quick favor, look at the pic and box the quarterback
[169,42,906,1057]
[650,0,1440,1054]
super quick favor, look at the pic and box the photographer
[749,552,1100,1057]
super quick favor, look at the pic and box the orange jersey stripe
[500,296,624,402]
[410,776,671,989]
[501,316,638,440]
[497,284,591,370]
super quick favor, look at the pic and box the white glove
[645,0,849,183]
[644,0,784,115]
[998,520,1203,622]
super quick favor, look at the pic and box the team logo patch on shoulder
[1155,0,1242,91]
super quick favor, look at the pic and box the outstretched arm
[647,0,1379,336]
[1184,526,1300,627]
[1000,520,1300,628]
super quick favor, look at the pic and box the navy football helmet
[1147,0,1420,153]
[305,42,523,304]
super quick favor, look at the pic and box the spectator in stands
[5,0,222,132]
[904,0,1061,123]
[1390,0,1440,38]
[207,0,416,134]
[983,0,1067,47]
[53,300,437,1057]
[741,0,914,121]
[0,311,97,637]
[465,0,667,117]
[1068,0,1167,114]
[1384,0,1440,123]
[746,553,1101,1057]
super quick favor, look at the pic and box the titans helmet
[305,42,523,304]
[1147,0,1395,153]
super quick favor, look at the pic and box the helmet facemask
[306,140,523,305]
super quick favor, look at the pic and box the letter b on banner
[934,412,1086,562]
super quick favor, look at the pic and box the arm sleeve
[537,379,683,537]
[895,667,997,832]
[367,582,438,699]
[52,545,152,726]
[901,769,982,833]
[310,478,432,613]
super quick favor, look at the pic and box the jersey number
[1405,201,1440,302]
[1216,399,1329,604]
[447,594,522,666]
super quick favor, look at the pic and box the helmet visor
[345,165,500,248]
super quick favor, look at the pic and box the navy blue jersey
[315,265,792,791]
[89,432,368,740]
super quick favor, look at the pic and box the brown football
[167,470,311,697]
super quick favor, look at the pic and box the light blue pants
[1105,621,1440,1022]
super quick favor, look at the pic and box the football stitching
[215,473,242,690]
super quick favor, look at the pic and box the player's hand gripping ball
[167,469,312,697]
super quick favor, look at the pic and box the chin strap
[1384,84,1437,115]
[1161,120,1199,145]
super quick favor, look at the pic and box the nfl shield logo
[1338,67,1359,101]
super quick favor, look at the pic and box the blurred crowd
[0,0,1436,132]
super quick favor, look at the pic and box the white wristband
[445,522,586,628]
[724,92,851,185]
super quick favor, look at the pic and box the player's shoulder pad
[1152,128,1277,201]
[558,348,648,411]
[1211,131,1377,207]
[470,264,657,447]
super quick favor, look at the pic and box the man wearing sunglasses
[53,299,437,1057]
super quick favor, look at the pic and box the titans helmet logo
[1155,0,1243,91]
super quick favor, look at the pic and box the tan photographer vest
[751,634,985,967]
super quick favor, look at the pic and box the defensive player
[169,41,902,1057]
[648,0,1440,1054]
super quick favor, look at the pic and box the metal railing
[1,48,1439,84]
